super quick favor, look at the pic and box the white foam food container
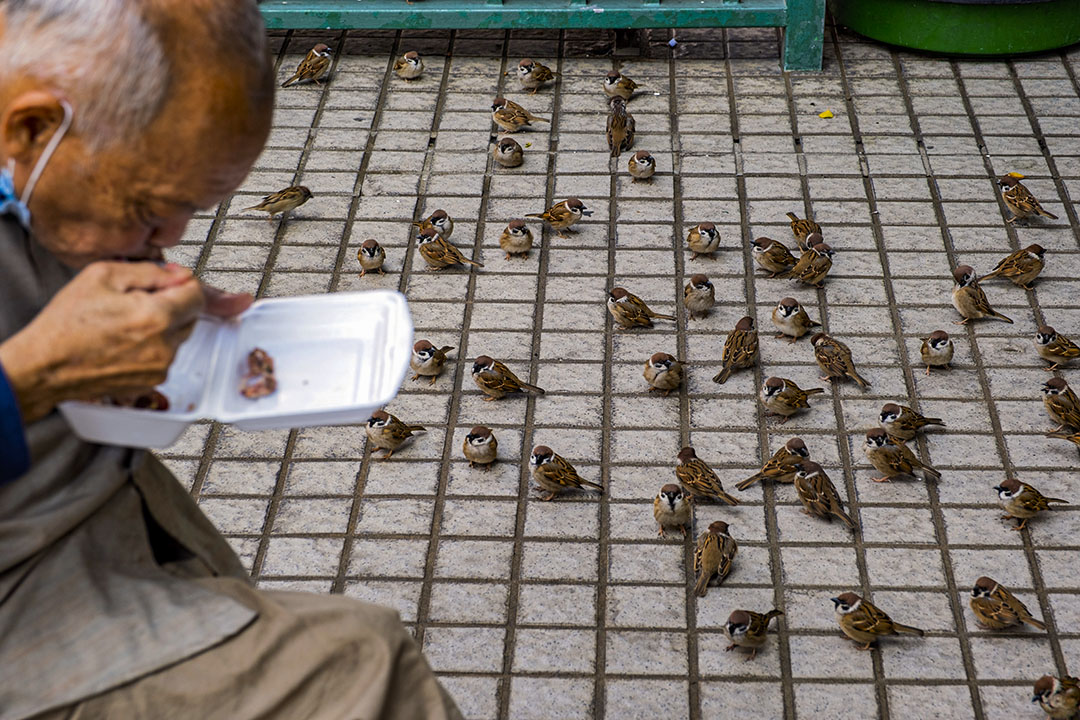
[59,290,413,449]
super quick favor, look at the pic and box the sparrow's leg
[378,267,386,274]
[1044,364,1059,372]
[747,649,757,661]
[925,365,931,376]
[871,476,892,483]
[381,448,394,460]
[690,252,699,260]
[953,318,970,325]
[428,375,438,386]
[468,461,475,468]
[777,415,789,424]
[725,644,737,652]
[857,642,873,651]
[1013,518,1027,531]
[359,268,366,278]
[680,525,687,537]
[542,492,556,501]
[483,395,497,402]
[656,526,666,538]
[505,252,512,260]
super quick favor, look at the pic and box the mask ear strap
[19,98,73,206]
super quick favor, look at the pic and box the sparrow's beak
[830,597,840,606]
[993,485,1003,493]
[581,209,593,216]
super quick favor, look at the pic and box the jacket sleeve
[0,361,30,483]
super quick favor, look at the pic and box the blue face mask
[0,99,73,231]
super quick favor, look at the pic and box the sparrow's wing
[815,344,851,378]
[795,474,829,518]
[722,330,758,369]
[994,586,1036,623]
[534,63,555,81]
[393,57,407,71]
[1008,184,1050,216]
[1051,337,1080,360]
[676,460,722,496]
[1050,394,1080,428]
[851,601,896,636]
[693,531,718,573]
[968,284,1000,316]
[716,536,737,580]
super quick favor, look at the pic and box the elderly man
[0,1,460,718]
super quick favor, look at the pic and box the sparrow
[713,316,758,384]
[995,477,1067,531]
[879,403,944,441]
[525,197,592,238]
[463,426,498,468]
[751,237,797,277]
[772,297,821,343]
[1035,326,1080,371]
[653,483,691,538]
[782,240,833,288]
[628,150,655,181]
[920,330,954,375]
[793,460,856,529]
[683,273,715,319]
[811,332,870,389]
[952,265,1013,324]
[724,609,783,661]
[243,185,312,219]
[529,445,602,500]
[969,576,1046,631]
[514,58,555,94]
[786,211,822,251]
[686,222,721,260]
[471,355,545,400]
[760,377,824,423]
[413,208,454,239]
[998,173,1058,223]
[675,446,740,506]
[603,69,638,100]
[417,227,483,271]
[737,437,810,491]
[499,219,534,259]
[607,287,675,329]
[491,96,549,133]
[1032,675,1080,719]
[694,520,737,597]
[281,43,332,87]
[410,340,453,385]
[644,352,683,396]
[393,51,424,80]
[357,238,386,277]
[863,428,942,483]
[831,592,924,650]
[239,348,276,399]
[493,136,524,167]
[1041,377,1080,432]
[981,244,1046,289]
[606,96,635,158]
[365,410,425,459]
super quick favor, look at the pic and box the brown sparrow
[969,576,1046,631]
[760,377,824,423]
[724,609,783,661]
[493,136,524,168]
[920,330,954,375]
[811,332,869,389]
[653,483,691,538]
[606,96,635,158]
[751,237,797,277]
[281,43,332,87]
[243,185,312,219]
[410,340,453,385]
[365,410,425,459]
[644,352,683,396]
[995,478,1067,531]
[514,58,555,94]
[831,592,924,650]
[793,460,856,530]
[737,437,810,490]
[952,265,1012,324]
[786,211,822,251]
[603,69,639,100]
[675,447,740,506]
[863,428,941,483]
[393,51,424,80]
[491,96,549,133]
[499,219,534,259]
[463,426,498,468]
[413,208,454,239]
[782,240,833,288]
[525,197,592,238]
[981,244,1046,290]
[471,355,545,401]
[686,222,720,260]
[357,238,386,277]
[998,173,1058,223]
[1042,377,1080,432]
[772,297,821,342]
[1035,326,1080,371]
[713,316,758,384]
[627,150,655,181]
[879,403,944,441]
[683,274,715,319]
[417,227,483,271]
[529,445,602,500]
[694,521,737,597]
[1032,675,1080,719]
[607,287,675,329]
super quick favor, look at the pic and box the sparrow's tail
[1045,496,1069,505]
[763,609,784,626]
[524,213,546,219]
[461,257,485,268]
[531,116,550,123]
[694,572,712,598]
[981,268,1003,281]
[713,490,740,507]
[809,317,823,327]
[917,461,942,481]
[850,371,870,389]
[892,623,925,637]
[735,473,765,492]
[804,388,826,396]
[648,311,677,321]
[835,506,857,530]
[713,363,735,385]
[1047,432,1080,445]
[578,477,603,492]
[405,424,427,434]
[1021,614,1047,631]
[922,417,946,427]
[990,309,1014,324]
[520,382,546,396]
[786,212,799,222]
[439,346,455,354]
[280,74,300,88]
[1037,207,1059,220]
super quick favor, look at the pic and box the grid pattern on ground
[158,24,1080,720]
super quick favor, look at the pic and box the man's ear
[2,91,68,166]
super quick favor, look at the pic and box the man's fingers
[202,285,254,318]
[149,277,205,330]
[98,260,193,293]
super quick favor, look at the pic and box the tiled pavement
[160,24,1080,720]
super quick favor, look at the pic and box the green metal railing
[260,0,826,71]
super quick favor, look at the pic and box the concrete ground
[161,24,1080,720]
